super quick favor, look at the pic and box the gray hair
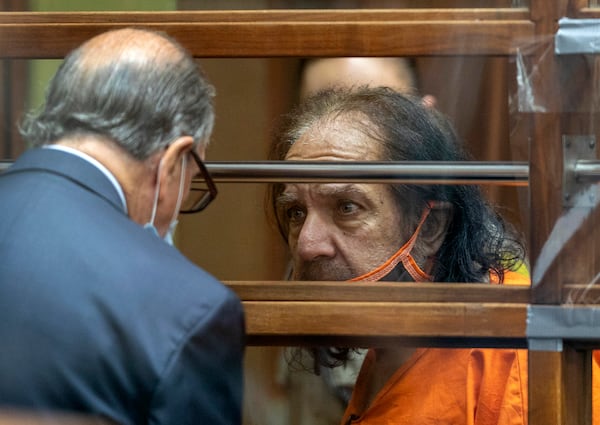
[20,28,215,160]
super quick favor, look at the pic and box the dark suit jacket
[0,148,246,425]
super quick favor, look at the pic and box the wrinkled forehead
[285,115,382,162]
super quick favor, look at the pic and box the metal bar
[1,160,532,185]
[6,159,597,185]
[575,160,600,183]
[204,161,530,185]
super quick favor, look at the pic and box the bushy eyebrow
[276,184,369,207]
[275,192,299,209]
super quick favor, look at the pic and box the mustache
[292,259,413,282]
[293,259,356,281]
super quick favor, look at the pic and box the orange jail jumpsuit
[593,351,600,425]
[343,270,529,425]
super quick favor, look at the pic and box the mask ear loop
[148,157,165,226]
[171,154,187,223]
[149,153,187,227]
[349,204,433,283]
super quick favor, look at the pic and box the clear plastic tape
[527,305,600,351]
[555,18,600,55]
[512,20,600,113]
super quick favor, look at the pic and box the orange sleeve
[468,349,528,425]
[594,351,600,425]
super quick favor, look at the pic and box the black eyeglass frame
[179,149,218,214]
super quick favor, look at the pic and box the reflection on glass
[0,59,61,160]
[29,0,529,10]
[266,0,528,8]
[31,0,176,11]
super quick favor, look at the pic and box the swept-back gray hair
[21,28,215,160]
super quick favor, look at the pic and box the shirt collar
[44,144,128,213]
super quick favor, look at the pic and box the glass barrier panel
[5,5,600,425]
[27,0,529,10]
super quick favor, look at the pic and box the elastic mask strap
[148,157,165,226]
[171,155,187,223]
[349,206,432,283]
[149,154,187,226]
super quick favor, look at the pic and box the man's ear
[158,136,194,182]
[156,136,194,206]
[419,202,452,257]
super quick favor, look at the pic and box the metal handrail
[203,161,529,185]
[2,159,600,186]
[1,159,529,185]
[574,160,600,183]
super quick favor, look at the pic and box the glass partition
[2,2,600,425]
[28,0,529,10]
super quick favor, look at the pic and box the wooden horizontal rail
[242,300,528,347]
[573,8,600,18]
[226,281,532,303]
[227,281,529,346]
[228,282,600,346]
[0,9,532,24]
[0,10,535,58]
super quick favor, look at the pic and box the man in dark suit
[0,28,245,425]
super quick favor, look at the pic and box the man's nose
[294,213,336,261]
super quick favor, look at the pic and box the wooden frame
[0,10,533,58]
[229,282,530,346]
[1,2,598,423]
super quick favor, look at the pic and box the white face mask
[144,154,187,245]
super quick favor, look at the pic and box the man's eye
[339,201,359,215]
[286,206,306,222]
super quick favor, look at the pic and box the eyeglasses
[179,149,218,214]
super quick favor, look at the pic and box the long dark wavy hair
[268,86,526,285]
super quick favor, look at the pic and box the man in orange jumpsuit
[268,86,530,424]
